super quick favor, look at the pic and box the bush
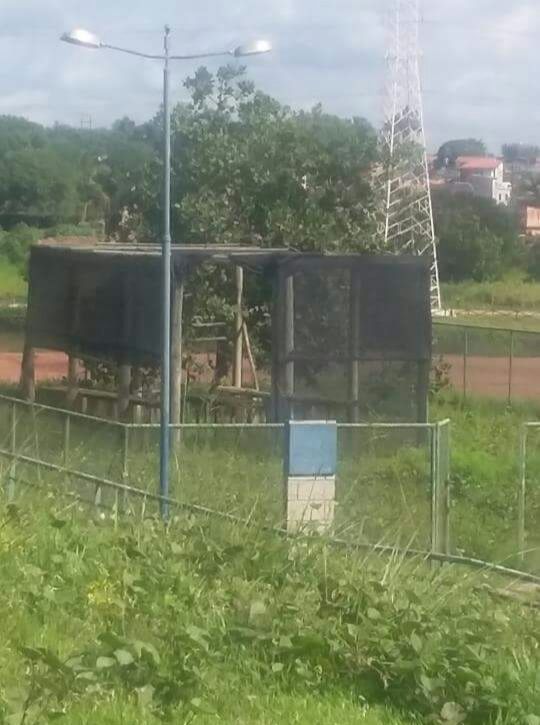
[1,500,539,724]
[44,223,96,238]
[433,190,519,282]
[0,223,41,275]
[527,241,540,281]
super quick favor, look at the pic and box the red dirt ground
[443,354,540,401]
[0,351,69,385]
[1,350,539,403]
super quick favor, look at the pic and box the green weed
[0,497,538,724]
[442,271,540,312]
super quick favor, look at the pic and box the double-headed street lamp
[61,26,272,518]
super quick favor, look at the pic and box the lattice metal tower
[380,0,441,311]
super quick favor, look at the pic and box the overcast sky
[1,0,538,153]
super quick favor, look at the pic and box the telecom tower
[380,0,441,312]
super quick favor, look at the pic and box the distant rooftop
[456,156,501,171]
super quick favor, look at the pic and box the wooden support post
[171,274,185,443]
[131,368,143,423]
[233,265,244,389]
[270,271,282,423]
[285,274,295,420]
[66,356,78,408]
[118,364,131,420]
[20,343,35,402]
[242,322,259,391]
[348,270,361,423]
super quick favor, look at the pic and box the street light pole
[60,27,272,519]
[160,25,172,519]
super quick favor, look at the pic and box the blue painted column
[284,420,337,533]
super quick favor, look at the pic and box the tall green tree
[432,189,519,282]
[502,143,540,165]
[141,65,379,252]
[435,139,487,169]
[0,147,81,228]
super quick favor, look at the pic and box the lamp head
[233,39,272,57]
[60,28,102,49]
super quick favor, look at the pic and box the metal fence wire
[433,321,540,402]
[0,395,452,559]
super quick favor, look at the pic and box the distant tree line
[0,74,533,289]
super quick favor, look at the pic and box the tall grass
[442,271,540,312]
[0,259,27,301]
[0,495,538,724]
[1,391,540,574]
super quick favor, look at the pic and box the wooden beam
[242,321,259,391]
[217,385,270,398]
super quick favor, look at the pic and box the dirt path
[1,349,539,403]
[443,354,540,401]
[0,351,68,385]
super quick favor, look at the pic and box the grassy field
[437,315,540,333]
[442,272,540,313]
[432,394,540,569]
[0,493,538,724]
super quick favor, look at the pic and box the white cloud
[0,0,538,150]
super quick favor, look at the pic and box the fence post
[441,421,451,556]
[463,329,469,400]
[122,426,130,512]
[63,415,70,468]
[508,331,514,405]
[430,423,440,558]
[430,421,452,559]
[518,425,527,564]
[8,402,17,502]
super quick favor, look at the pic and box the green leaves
[2,498,540,724]
[441,701,466,723]
[96,656,116,670]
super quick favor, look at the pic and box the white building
[455,156,512,206]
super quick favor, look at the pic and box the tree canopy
[435,139,487,169]
[432,188,519,282]
[0,67,379,255]
[139,65,379,252]
[502,143,540,165]
[0,70,530,289]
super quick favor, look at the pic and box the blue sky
[1,0,539,152]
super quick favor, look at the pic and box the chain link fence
[434,321,540,402]
[1,393,538,578]
[0,394,451,558]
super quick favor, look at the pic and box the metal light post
[61,27,272,518]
